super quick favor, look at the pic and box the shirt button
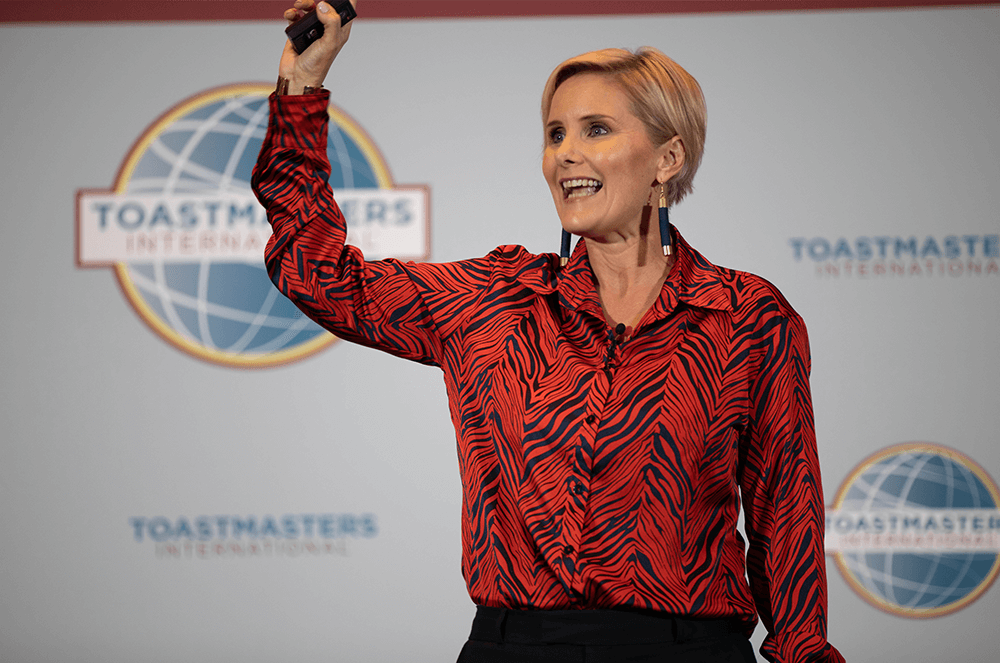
[563,545,574,555]
[585,414,597,424]
[573,484,585,495]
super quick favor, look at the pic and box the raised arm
[252,0,491,366]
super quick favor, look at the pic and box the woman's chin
[559,216,596,236]
[561,221,611,241]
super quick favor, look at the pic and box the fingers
[285,0,356,31]
[284,0,315,24]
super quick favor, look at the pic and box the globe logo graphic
[104,83,394,367]
[831,443,1000,618]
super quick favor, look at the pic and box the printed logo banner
[77,83,430,368]
[826,443,1000,618]
[789,235,999,280]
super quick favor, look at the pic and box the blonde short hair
[541,47,707,206]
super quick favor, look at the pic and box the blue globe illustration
[120,87,383,365]
[838,447,999,615]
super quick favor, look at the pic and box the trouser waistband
[470,605,739,646]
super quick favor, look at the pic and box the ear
[655,135,685,185]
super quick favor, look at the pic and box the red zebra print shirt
[252,92,844,663]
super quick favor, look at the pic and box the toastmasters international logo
[130,513,378,560]
[826,443,1000,618]
[76,83,430,367]
[790,235,999,279]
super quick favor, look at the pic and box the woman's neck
[586,216,675,330]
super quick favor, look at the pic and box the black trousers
[457,606,756,663]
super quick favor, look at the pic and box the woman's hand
[279,0,356,95]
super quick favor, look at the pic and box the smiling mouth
[562,178,603,200]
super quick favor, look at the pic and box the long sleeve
[251,92,488,366]
[739,304,845,663]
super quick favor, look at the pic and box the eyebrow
[545,113,615,130]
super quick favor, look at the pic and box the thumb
[314,0,354,47]
[315,1,345,28]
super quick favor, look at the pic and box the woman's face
[543,73,667,242]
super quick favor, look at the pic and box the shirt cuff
[761,630,846,663]
[267,89,332,150]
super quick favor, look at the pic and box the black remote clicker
[285,0,357,54]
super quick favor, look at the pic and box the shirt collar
[660,229,734,315]
[515,228,734,319]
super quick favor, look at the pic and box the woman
[253,2,845,662]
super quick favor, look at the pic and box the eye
[548,126,565,144]
[587,123,610,137]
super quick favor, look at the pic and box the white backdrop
[1,5,999,662]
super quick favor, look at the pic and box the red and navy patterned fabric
[252,92,844,663]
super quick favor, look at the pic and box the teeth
[562,178,602,190]
[562,178,602,199]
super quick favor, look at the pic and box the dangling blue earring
[560,229,571,267]
[658,182,672,256]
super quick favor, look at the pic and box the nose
[554,135,579,165]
